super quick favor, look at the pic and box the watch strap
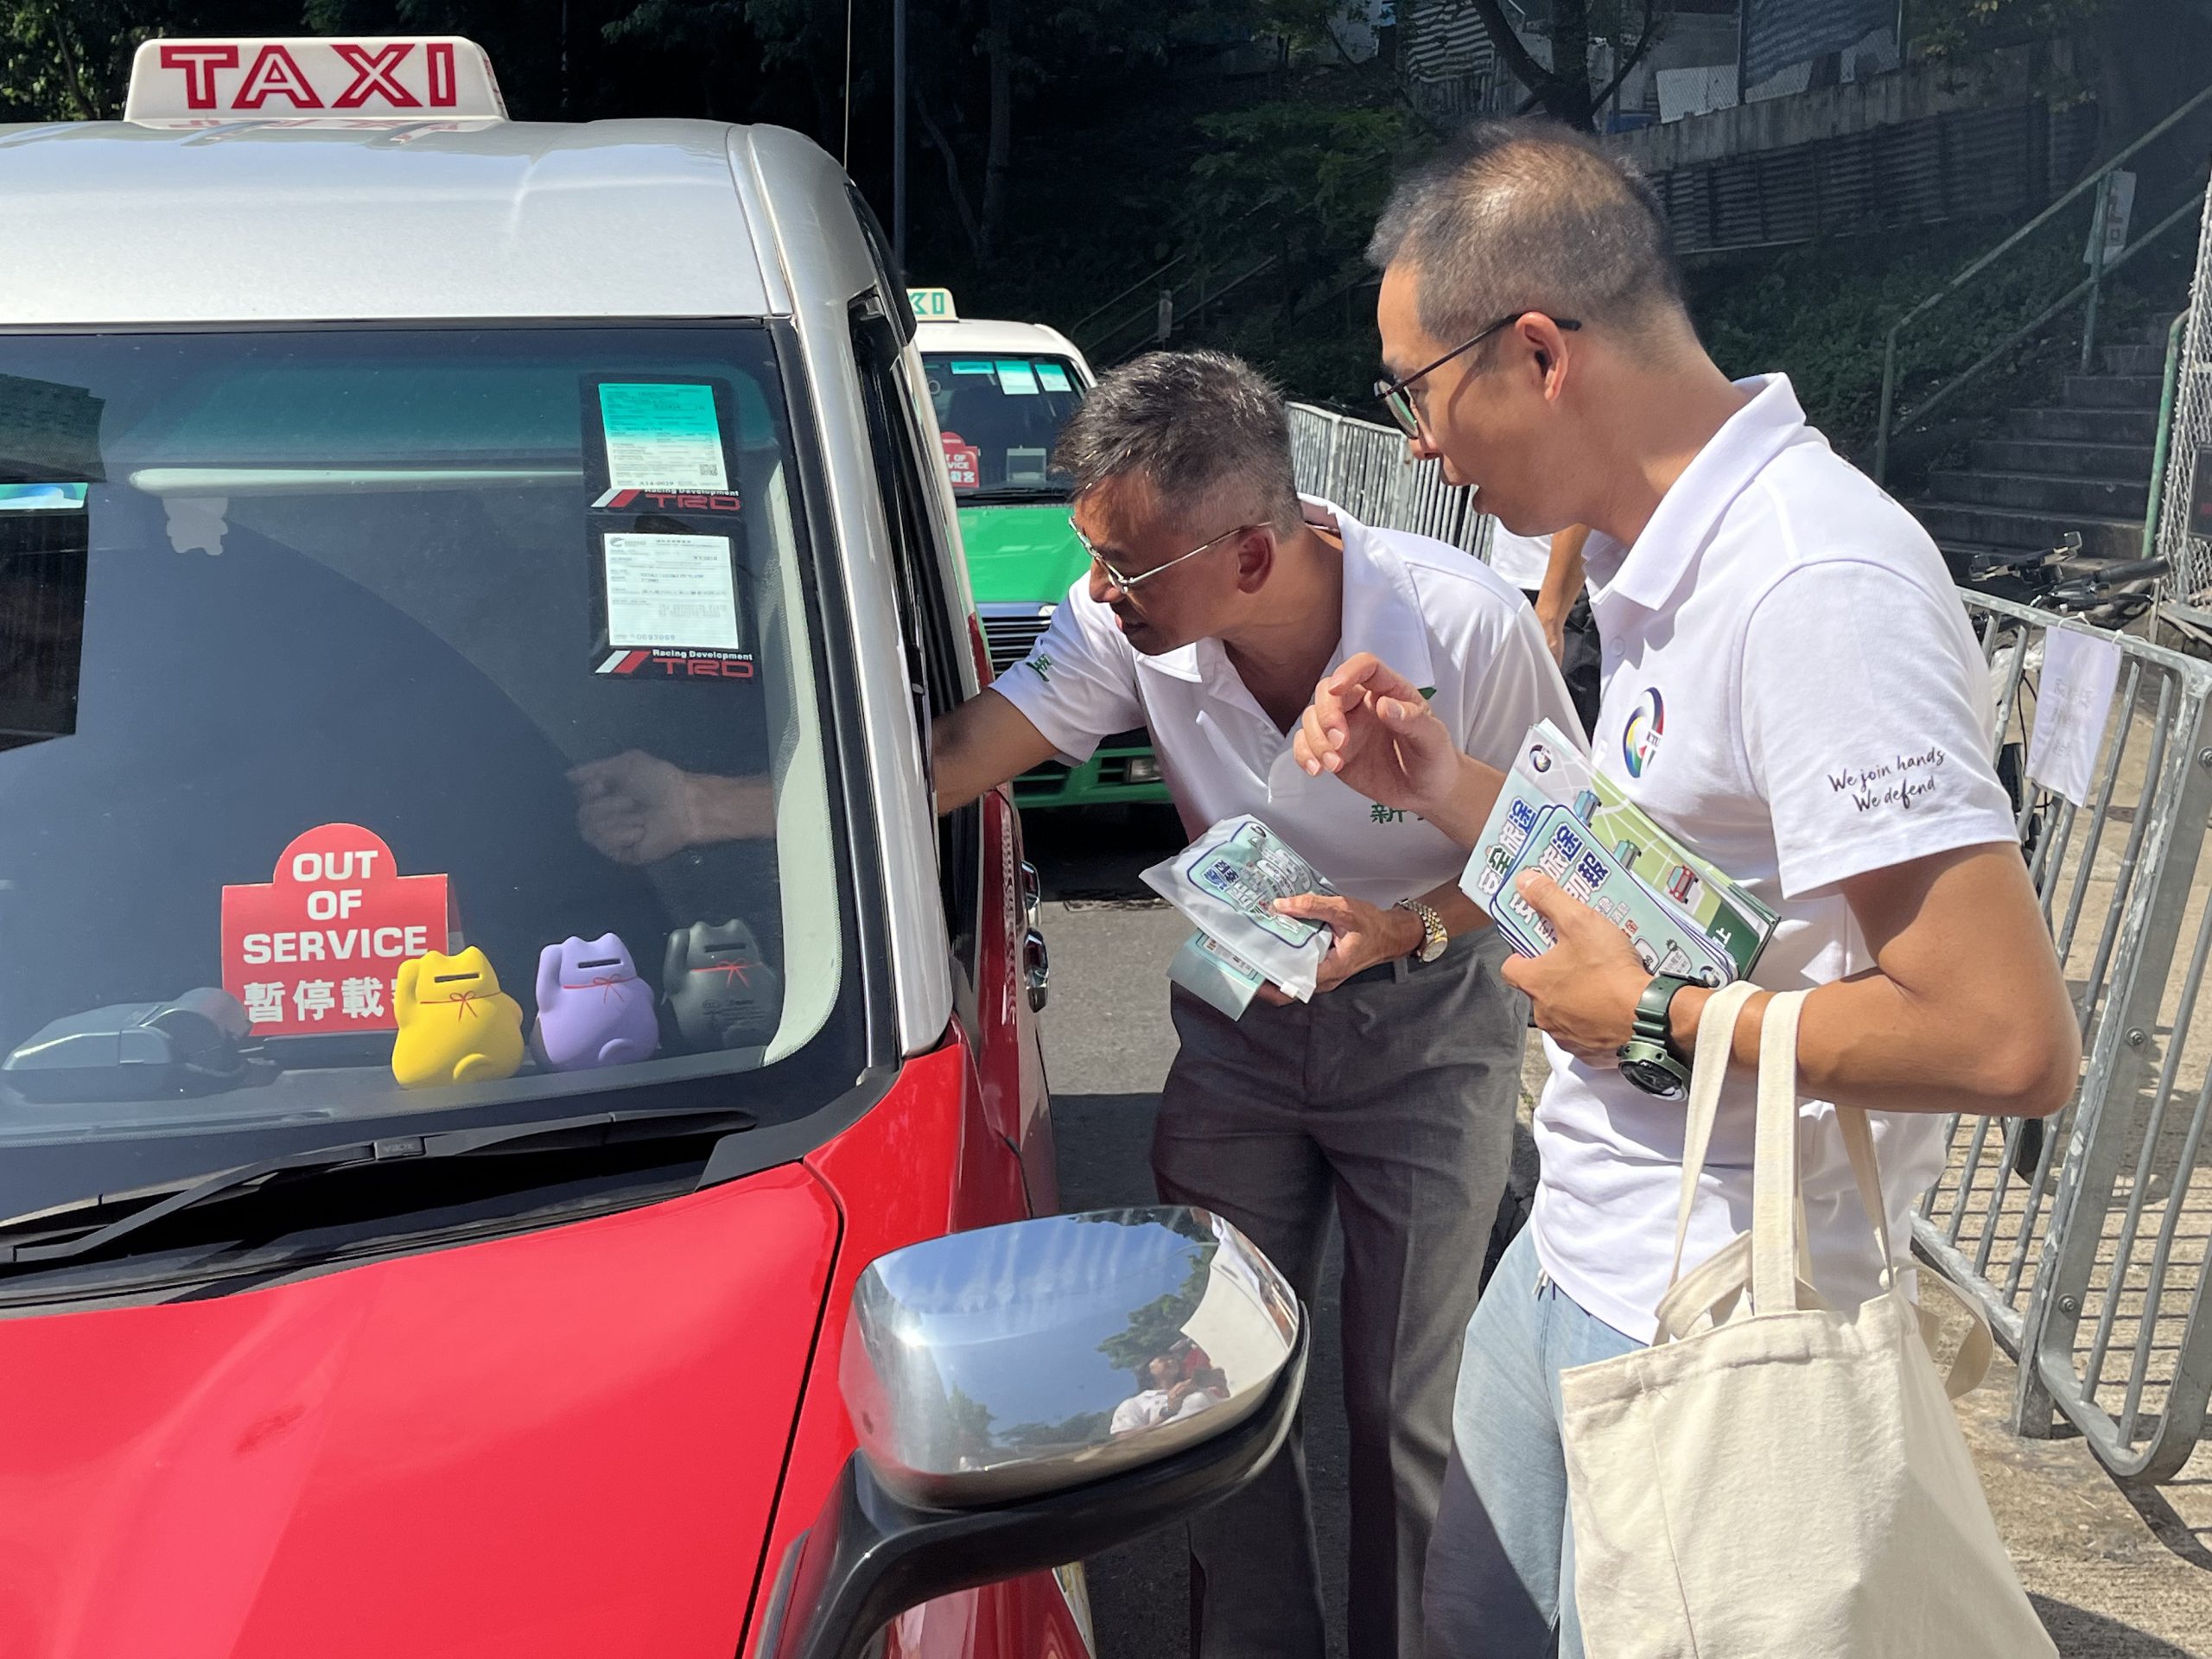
[1636,974,1698,1057]
[1620,974,1698,1097]
[1395,899,1448,963]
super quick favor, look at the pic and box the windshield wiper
[963,484,1069,504]
[0,1103,753,1267]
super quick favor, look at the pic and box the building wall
[1604,41,2069,174]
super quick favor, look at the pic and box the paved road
[1024,806,1357,1657]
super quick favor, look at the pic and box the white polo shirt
[1530,374,2018,1343]
[1486,526,1554,592]
[993,498,1577,907]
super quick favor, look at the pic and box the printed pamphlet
[1462,721,1776,982]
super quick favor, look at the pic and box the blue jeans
[1422,1227,1643,1658]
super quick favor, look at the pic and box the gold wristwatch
[1395,899,1448,964]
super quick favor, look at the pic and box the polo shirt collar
[1325,497,1438,693]
[1587,373,1811,618]
[1132,495,1437,693]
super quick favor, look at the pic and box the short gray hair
[1368,118,1683,345]
[1053,349,1301,532]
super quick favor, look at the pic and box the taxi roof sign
[124,36,507,124]
[907,287,958,323]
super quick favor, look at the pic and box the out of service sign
[220,823,452,1035]
[124,36,507,124]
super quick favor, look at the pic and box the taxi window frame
[849,299,984,1044]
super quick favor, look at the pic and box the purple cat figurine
[532,933,660,1071]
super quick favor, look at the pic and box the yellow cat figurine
[391,946,525,1088]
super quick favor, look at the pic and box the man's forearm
[1535,526,1588,624]
[930,688,1061,816]
[1669,972,2079,1118]
[1420,753,1509,849]
[688,772,776,842]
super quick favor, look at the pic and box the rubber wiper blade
[964,484,1068,503]
[0,1103,753,1267]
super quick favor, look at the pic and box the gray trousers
[1152,926,1528,1659]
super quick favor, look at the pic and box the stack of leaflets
[1143,816,1337,1018]
[1462,720,1776,985]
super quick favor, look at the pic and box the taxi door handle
[1022,926,1050,1014]
[1018,858,1042,932]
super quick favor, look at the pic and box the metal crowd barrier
[1955,594,2212,1481]
[1290,401,2212,1483]
[1287,404,1490,557]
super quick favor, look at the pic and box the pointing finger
[1512,870,1592,934]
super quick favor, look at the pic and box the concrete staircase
[1910,321,2172,573]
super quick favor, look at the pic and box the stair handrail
[1873,78,2212,484]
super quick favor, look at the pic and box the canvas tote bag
[1558,984,2055,1658]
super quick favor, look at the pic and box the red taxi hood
[0,1163,839,1659]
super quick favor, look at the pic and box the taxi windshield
[919,352,1084,501]
[0,325,861,1222]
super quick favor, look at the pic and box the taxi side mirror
[757,1206,1306,1659]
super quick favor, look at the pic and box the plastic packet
[1142,816,1334,1002]
[1167,929,1270,1019]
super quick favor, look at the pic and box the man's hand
[1272,892,1422,994]
[1497,871,1650,1066]
[1293,653,1460,817]
[569,750,702,865]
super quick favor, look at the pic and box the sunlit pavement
[1023,804,2211,1658]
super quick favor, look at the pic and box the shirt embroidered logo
[1624,686,1664,778]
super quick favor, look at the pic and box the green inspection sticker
[1036,361,1072,391]
[950,359,995,375]
[995,359,1039,395]
[0,482,88,512]
[597,382,728,492]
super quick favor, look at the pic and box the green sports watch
[1618,974,1697,1099]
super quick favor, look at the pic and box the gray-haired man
[929,349,1577,1659]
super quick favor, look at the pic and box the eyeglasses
[1372,312,1583,438]
[1069,517,1263,595]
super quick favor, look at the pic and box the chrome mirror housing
[761,1206,1306,1659]
[839,1205,1300,1505]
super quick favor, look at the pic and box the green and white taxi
[910,289,1167,810]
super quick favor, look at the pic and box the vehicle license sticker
[220,823,453,1036]
[995,359,1040,395]
[597,382,729,493]
[950,359,995,374]
[1035,362,1072,392]
[602,532,742,652]
[0,482,87,512]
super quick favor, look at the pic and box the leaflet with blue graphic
[1462,720,1775,982]
[1491,806,1734,985]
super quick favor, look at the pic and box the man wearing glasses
[929,348,1577,1659]
[1300,121,2077,1656]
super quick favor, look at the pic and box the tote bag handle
[1656,985,1992,1397]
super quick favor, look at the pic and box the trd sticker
[591,486,743,513]
[595,647,757,681]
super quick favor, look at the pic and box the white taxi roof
[913,317,1093,380]
[0,118,798,325]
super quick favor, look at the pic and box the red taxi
[0,36,1302,1658]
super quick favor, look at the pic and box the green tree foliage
[1095,1242,1213,1378]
